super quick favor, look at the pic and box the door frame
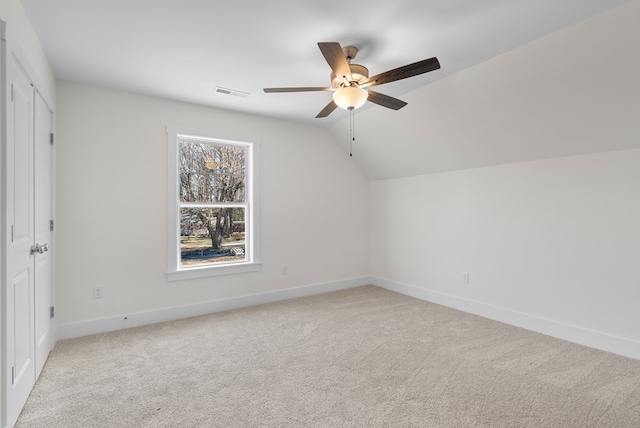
[1,21,56,428]
[34,83,54,380]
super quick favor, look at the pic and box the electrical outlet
[93,286,104,299]
[281,265,288,275]
[462,272,470,284]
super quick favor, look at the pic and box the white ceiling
[19,0,636,178]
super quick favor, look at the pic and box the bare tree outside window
[178,139,247,266]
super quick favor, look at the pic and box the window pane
[179,140,246,203]
[180,207,246,266]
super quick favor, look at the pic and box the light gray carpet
[16,285,640,427]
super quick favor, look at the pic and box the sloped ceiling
[19,0,639,178]
[327,0,640,179]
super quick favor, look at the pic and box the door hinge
[50,306,55,318]
[11,83,14,102]
[12,366,15,385]
[50,219,54,231]
[50,133,54,145]
[11,225,14,243]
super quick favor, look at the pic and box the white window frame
[166,126,261,281]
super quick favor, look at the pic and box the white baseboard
[371,276,640,361]
[56,275,640,361]
[56,276,369,341]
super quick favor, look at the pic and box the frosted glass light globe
[333,86,368,110]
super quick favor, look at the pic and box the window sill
[166,261,261,281]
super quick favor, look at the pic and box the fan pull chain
[349,107,355,157]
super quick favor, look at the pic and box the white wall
[367,0,640,359]
[55,82,369,327]
[371,149,640,344]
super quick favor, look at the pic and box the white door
[5,56,36,428]
[34,90,54,378]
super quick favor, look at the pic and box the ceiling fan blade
[318,42,352,82]
[264,87,332,93]
[367,90,408,110]
[362,57,440,88]
[315,100,338,118]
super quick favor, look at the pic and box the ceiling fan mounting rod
[342,45,358,62]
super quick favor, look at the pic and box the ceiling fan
[263,42,440,118]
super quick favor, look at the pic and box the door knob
[29,243,49,255]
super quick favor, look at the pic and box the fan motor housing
[331,64,369,88]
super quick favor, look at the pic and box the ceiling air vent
[214,86,249,98]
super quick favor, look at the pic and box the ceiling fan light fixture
[263,42,440,118]
[332,86,368,110]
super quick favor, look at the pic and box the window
[167,127,260,280]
